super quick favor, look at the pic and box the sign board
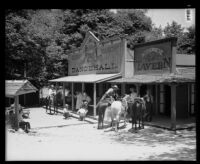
[134,38,175,75]
[68,32,123,75]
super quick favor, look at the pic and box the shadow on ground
[105,125,196,147]
[148,147,196,160]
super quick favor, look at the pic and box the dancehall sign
[134,40,173,75]
[68,38,123,75]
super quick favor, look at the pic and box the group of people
[47,83,153,122]
[99,84,154,122]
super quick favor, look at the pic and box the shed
[5,80,38,130]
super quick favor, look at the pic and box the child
[77,100,89,121]
[63,104,70,119]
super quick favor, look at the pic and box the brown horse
[97,101,110,129]
[97,96,129,131]
[128,97,146,131]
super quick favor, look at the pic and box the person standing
[99,85,119,104]
[129,87,138,102]
[75,91,83,111]
[82,91,91,105]
[143,89,154,122]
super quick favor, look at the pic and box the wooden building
[50,31,195,130]
[5,80,38,129]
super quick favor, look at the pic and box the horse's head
[121,94,130,111]
[134,97,146,111]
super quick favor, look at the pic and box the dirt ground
[5,107,196,161]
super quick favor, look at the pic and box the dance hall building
[50,31,195,129]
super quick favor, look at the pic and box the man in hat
[99,85,119,104]
[129,86,138,102]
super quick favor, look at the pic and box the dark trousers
[145,102,153,122]
[19,121,31,132]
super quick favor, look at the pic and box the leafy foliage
[163,21,195,54]
[5,10,195,88]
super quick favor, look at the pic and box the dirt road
[6,108,196,161]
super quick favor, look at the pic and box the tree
[5,9,155,87]
[178,25,195,54]
[164,21,185,38]
[144,25,164,42]
[163,21,195,54]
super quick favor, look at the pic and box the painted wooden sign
[134,38,175,75]
[68,32,123,75]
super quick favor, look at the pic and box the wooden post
[171,84,177,131]
[98,83,102,97]
[9,98,11,107]
[136,84,140,97]
[14,95,19,130]
[93,83,96,116]
[72,83,74,111]
[82,83,85,93]
[63,83,65,108]
[24,94,26,107]
[55,82,58,113]
[187,83,190,118]
[121,83,125,96]
[155,84,158,115]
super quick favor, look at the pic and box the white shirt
[130,92,137,101]
[76,93,83,109]
[82,95,91,104]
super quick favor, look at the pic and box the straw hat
[112,85,119,90]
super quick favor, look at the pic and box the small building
[5,80,39,107]
[5,80,38,129]
[50,31,195,130]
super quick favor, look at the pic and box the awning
[108,73,195,84]
[6,80,38,97]
[49,73,122,83]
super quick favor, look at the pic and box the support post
[171,84,177,131]
[72,83,74,111]
[24,94,26,107]
[82,83,85,93]
[93,83,96,116]
[55,82,58,113]
[155,84,158,115]
[136,84,140,97]
[14,95,19,130]
[121,83,125,96]
[9,98,11,106]
[63,83,65,108]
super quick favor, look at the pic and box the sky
[110,9,195,31]
[146,9,195,30]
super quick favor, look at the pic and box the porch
[143,115,195,130]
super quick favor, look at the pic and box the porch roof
[108,67,195,84]
[49,73,122,83]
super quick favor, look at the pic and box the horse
[128,97,146,131]
[97,95,129,131]
[97,100,110,129]
[110,95,129,132]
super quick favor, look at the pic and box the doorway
[164,85,171,116]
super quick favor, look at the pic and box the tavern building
[50,31,195,130]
